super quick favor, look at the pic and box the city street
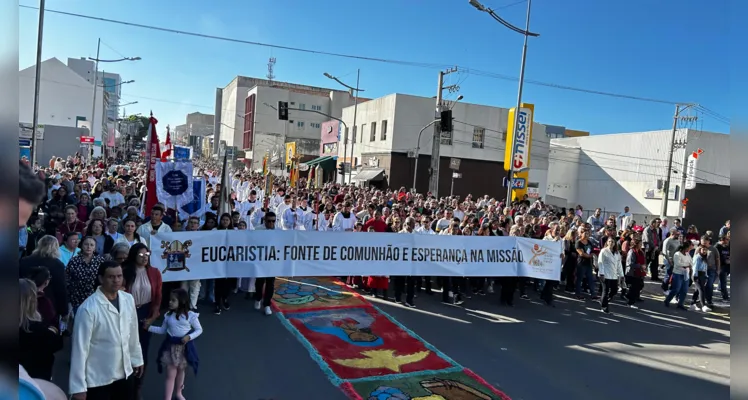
[52,279,730,399]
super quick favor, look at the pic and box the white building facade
[67,58,122,123]
[336,93,551,199]
[215,76,356,168]
[546,129,730,219]
[19,58,106,157]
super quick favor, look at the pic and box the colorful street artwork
[273,278,511,399]
[286,307,453,379]
[349,370,510,400]
[272,277,370,312]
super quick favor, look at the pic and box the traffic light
[338,164,345,176]
[278,101,289,120]
[440,109,452,132]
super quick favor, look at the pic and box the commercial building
[67,58,122,125]
[214,76,359,168]
[19,57,106,158]
[546,129,729,230]
[174,112,215,146]
[333,93,551,199]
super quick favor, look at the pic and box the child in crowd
[146,289,202,400]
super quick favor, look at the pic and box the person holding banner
[393,217,417,308]
[213,213,237,316]
[252,212,277,316]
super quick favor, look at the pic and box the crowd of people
[17,154,730,399]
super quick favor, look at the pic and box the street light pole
[90,38,101,161]
[413,120,438,191]
[30,0,45,167]
[470,0,538,206]
[505,0,532,206]
[348,69,360,185]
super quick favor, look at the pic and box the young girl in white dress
[145,288,202,400]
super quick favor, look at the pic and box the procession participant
[253,212,277,316]
[136,205,173,246]
[332,201,357,232]
[69,261,143,400]
[213,213,236,315]
[393,217,417,308]
[281,197,300,231]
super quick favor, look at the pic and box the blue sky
[19,0,730,135]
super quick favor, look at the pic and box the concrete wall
[34,125,89,163]
[547,129,729,217]
[20,58,106,157]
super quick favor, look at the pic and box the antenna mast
[267,57,276,82]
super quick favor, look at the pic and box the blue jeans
[661,259,673,290]
[706,269,717,304]
[575,264,596,297]
[664,273,688,308]
[200,279,215,303]
[719,265,730,299]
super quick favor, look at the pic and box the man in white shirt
[99,183,125,208]
[70,261,143,399]
[332,201,357,231]
[136,205,173,246]
[618,206,633,230]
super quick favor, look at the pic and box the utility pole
[30,0,45,167]
[347,69,360,185]
[428,67,458,197]
[660,104,695,217]
[90,38,101,161]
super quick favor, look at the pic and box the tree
[126,115,150,141]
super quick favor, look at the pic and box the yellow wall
[565,129,589,137]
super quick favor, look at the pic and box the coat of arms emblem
[160,240,193,273]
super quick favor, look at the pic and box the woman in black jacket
[19,278,63,380]
[19,235,68,322]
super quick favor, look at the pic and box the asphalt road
[51,279,730,400]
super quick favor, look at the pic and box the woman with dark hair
[212,213,236,315]
[121,242,163,397]
[66,236,105,313]
[82,218,114,256]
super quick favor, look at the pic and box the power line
[20,4,700,106]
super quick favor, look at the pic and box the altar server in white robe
[270,187,285,210]
[333,201,357,232]
[281,197,301,230]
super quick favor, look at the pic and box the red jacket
[363,218,387,233]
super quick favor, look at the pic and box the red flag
[143,114,161,217]
[161,126,172,161]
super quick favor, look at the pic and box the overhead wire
[19,4,700,107]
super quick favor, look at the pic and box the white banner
[149,231,562,282]
[155,161,194,207]
[685,149,703,190]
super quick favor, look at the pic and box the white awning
[352,168,385,182]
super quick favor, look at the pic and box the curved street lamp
[323,71,365,184]
[469,0,539,205]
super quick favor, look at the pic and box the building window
[352,126,357,142]
[501,131,507,141]
[546,132,564,139]
[472,127,485,149]
[299,103,306,110]
[311,105,322,111]
[361,124,366,142]
[438,124,452,145]
[381,120,387,140]
[297,121,305,129]
[243,94,256,150]
[310,122,321,129]
[370,122,377,142]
